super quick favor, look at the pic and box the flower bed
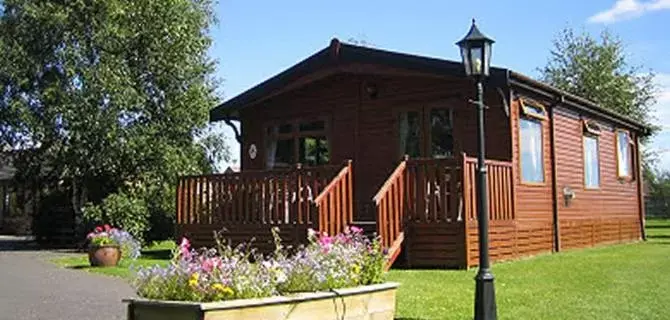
[125,227,398,320]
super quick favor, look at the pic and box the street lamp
[456,19,497,320]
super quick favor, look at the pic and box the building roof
[211,38,649,135]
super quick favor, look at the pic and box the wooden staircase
[374,159,408,270]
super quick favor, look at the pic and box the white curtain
[617,132,630,176]
[265,126,278,169]
[584,136,599,187]
[520,119,543,182]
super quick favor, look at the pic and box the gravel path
[0,237,136,320]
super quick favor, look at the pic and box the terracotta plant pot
[88,245,122,267]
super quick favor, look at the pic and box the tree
[539,28,659,136]
[0,0,228,241]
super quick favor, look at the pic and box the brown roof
[211,38,649,135]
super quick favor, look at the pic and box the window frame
[518,115,546,185]
[263,117,331,169]
[582,133,601,190]
[520,98,548,121]
[615,129,634,180]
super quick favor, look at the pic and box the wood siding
[510,97,554,224]
[553,106,642,249]
[241,69,512,221]
[467,220,553,266]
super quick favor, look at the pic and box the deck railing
[405,157,462,223]
[176,164,342,227]
[374,159,407,251]
[463,157,514,221]
[314,160,354,236]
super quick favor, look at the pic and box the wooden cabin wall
[467,97,556,266]
[240,70,513,223]
[239,74,359,171]
[553,106,642,250]
[353,73,512,221]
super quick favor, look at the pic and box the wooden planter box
[124,282,398,320]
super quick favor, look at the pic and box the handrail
[314,160,354,236]
[314,160,352,204]
[373,160,407,204]
[375,159,408,268]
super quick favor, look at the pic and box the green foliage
[644,169,670,218]
[539,28,658,137]
[0,0,229,240]
[83,192,149,242]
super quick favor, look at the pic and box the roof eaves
[209,45,335,121]
[508,71,649,134]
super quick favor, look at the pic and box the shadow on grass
[648,235,670,239]
[140,249,172,260]
[646,240,670,245]
[645,225,670,229]
[395,318,429,320]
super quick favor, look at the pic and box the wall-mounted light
[364,82,378,99]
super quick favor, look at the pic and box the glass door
[398,106,453,159]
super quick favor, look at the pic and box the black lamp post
[456,19,497,320]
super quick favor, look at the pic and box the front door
[397,106,454,159]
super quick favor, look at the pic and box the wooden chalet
[176,39,648,269]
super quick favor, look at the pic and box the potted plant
[87,225,140,267]
[125,226,399,320]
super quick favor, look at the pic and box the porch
[175,154,524,269]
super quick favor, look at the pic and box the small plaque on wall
[248,144,257,160]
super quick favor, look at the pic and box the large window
[520,118,544,183]
[616,130,632,178]
[265,120,329,169]
[583,135,600,188]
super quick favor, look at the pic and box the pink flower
[179,238,192,259]
[201,257,222,273]
[94,226,103,233]
[350,226,363,234]
[103,224,111,231]
[180,237,191,250]
[86,232,95,239]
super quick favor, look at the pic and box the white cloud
[588,0,670,23]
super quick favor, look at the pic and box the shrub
[83,192,149,243]
[133,226,386,302]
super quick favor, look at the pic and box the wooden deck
[176,161,353,250]
[175,154,640,269]
[374,154,515,269]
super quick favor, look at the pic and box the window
[398,111,421,158]
[616,130,632,178]
[520,118,544,183]
[429,108,454,158]
[299,136,329,166]
[520,99,548,120]
[583,135,600,188]
[265,120,329,169]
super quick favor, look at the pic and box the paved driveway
[0,237,136,320]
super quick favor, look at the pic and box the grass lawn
[388,219,670,320]
[51,240,173,278]
[52,220,670,319]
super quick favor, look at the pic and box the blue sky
[207,0,670,171]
